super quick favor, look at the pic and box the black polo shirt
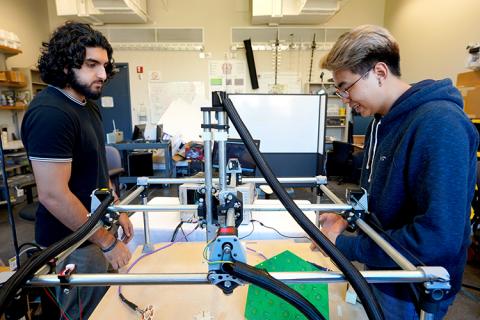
[21,86,109,246]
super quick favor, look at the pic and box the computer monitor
[212,138,260,176]
[131,124,163,142]
[131,124,146,141]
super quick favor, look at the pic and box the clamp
[89,189,119,230]
[57,263,76,293]
[344,188,369,231]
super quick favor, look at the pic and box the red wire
[43,288,69,320]
[78,288,83,320]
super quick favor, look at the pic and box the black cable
[119,292,143,315]
[222,95,384,320]
[180,224,188,242]
[251,219,310,240]
[462,283,480,292]
[350,188,428,315]
[239,220,255,240]
[170,221,184,242]
[224,261,326,320]
[0,192,113,315]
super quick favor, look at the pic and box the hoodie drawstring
[366,119,381,183]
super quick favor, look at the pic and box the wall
[44,0,384,135]
[0,0,50,136]
[0,0,50,68]
[384,0,480,83]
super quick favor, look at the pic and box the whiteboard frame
[227,93,327,156]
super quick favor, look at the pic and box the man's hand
[103,240,132,270]
[319,213,348,244]
[118,213,134,243]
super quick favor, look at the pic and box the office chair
[326,141,356,184]
[105,146,125,196]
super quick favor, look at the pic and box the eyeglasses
[335,68,373,99]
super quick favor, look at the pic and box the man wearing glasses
[318,25,478,319]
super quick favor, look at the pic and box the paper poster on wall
[257,72,302,94]
[148,81,206,126]
[101,96,114,108]
[149,70,162,81]
[208,60,246,93]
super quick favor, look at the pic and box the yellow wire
[202,238,235,265]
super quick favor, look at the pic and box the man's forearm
[39,190,115,249]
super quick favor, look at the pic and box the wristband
[101,238,118,253]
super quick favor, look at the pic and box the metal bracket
[418,266,451,301]
[207,271,244,295]
[136,176,149,186]
[226,159,242,186]
[344,188,369,230]
[57,263,76,293]
[207,231,246,294]
[217,191,243,227]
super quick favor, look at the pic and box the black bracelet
[101,238,118,253]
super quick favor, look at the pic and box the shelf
[0,105,27,110]
[326,125,345,128]
[5,151,26,157]
[32,81,47,86]
[5,164,25,172]
[327,115,346,118]
[0,45,22,57]
[0,80,27,88]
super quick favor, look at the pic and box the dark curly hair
[38,21,115,88]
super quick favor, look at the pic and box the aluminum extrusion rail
[109,203,352,213]
[27,269,444,287]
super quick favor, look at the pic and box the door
[96,63,133,140]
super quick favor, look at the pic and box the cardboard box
[5,71,25,83]
[457,71,480,118]
[353,135,365,146]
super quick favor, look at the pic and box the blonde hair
[321,25,401,76]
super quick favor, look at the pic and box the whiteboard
[228,94,326,154]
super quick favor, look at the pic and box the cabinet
[306,82,350,143]
[0,143,35,205]
[12,67,47,99]
[0,46,28,139]
[0,45,36,205]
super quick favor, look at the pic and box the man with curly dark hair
[21,21,133,318]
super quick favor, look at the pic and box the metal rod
[110,203,353,213]
[144,176,327,185]
[28,273,209,286]
[217,110,227,191]
[141,190,154,253]
[320,185,344,204]
[120,186,145,206]
[202,110,215,241]
[420,311,434,320]
[320,185,417,271]
[226,208,236,227]
[27,269,439,287]
[355,219,417,271]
